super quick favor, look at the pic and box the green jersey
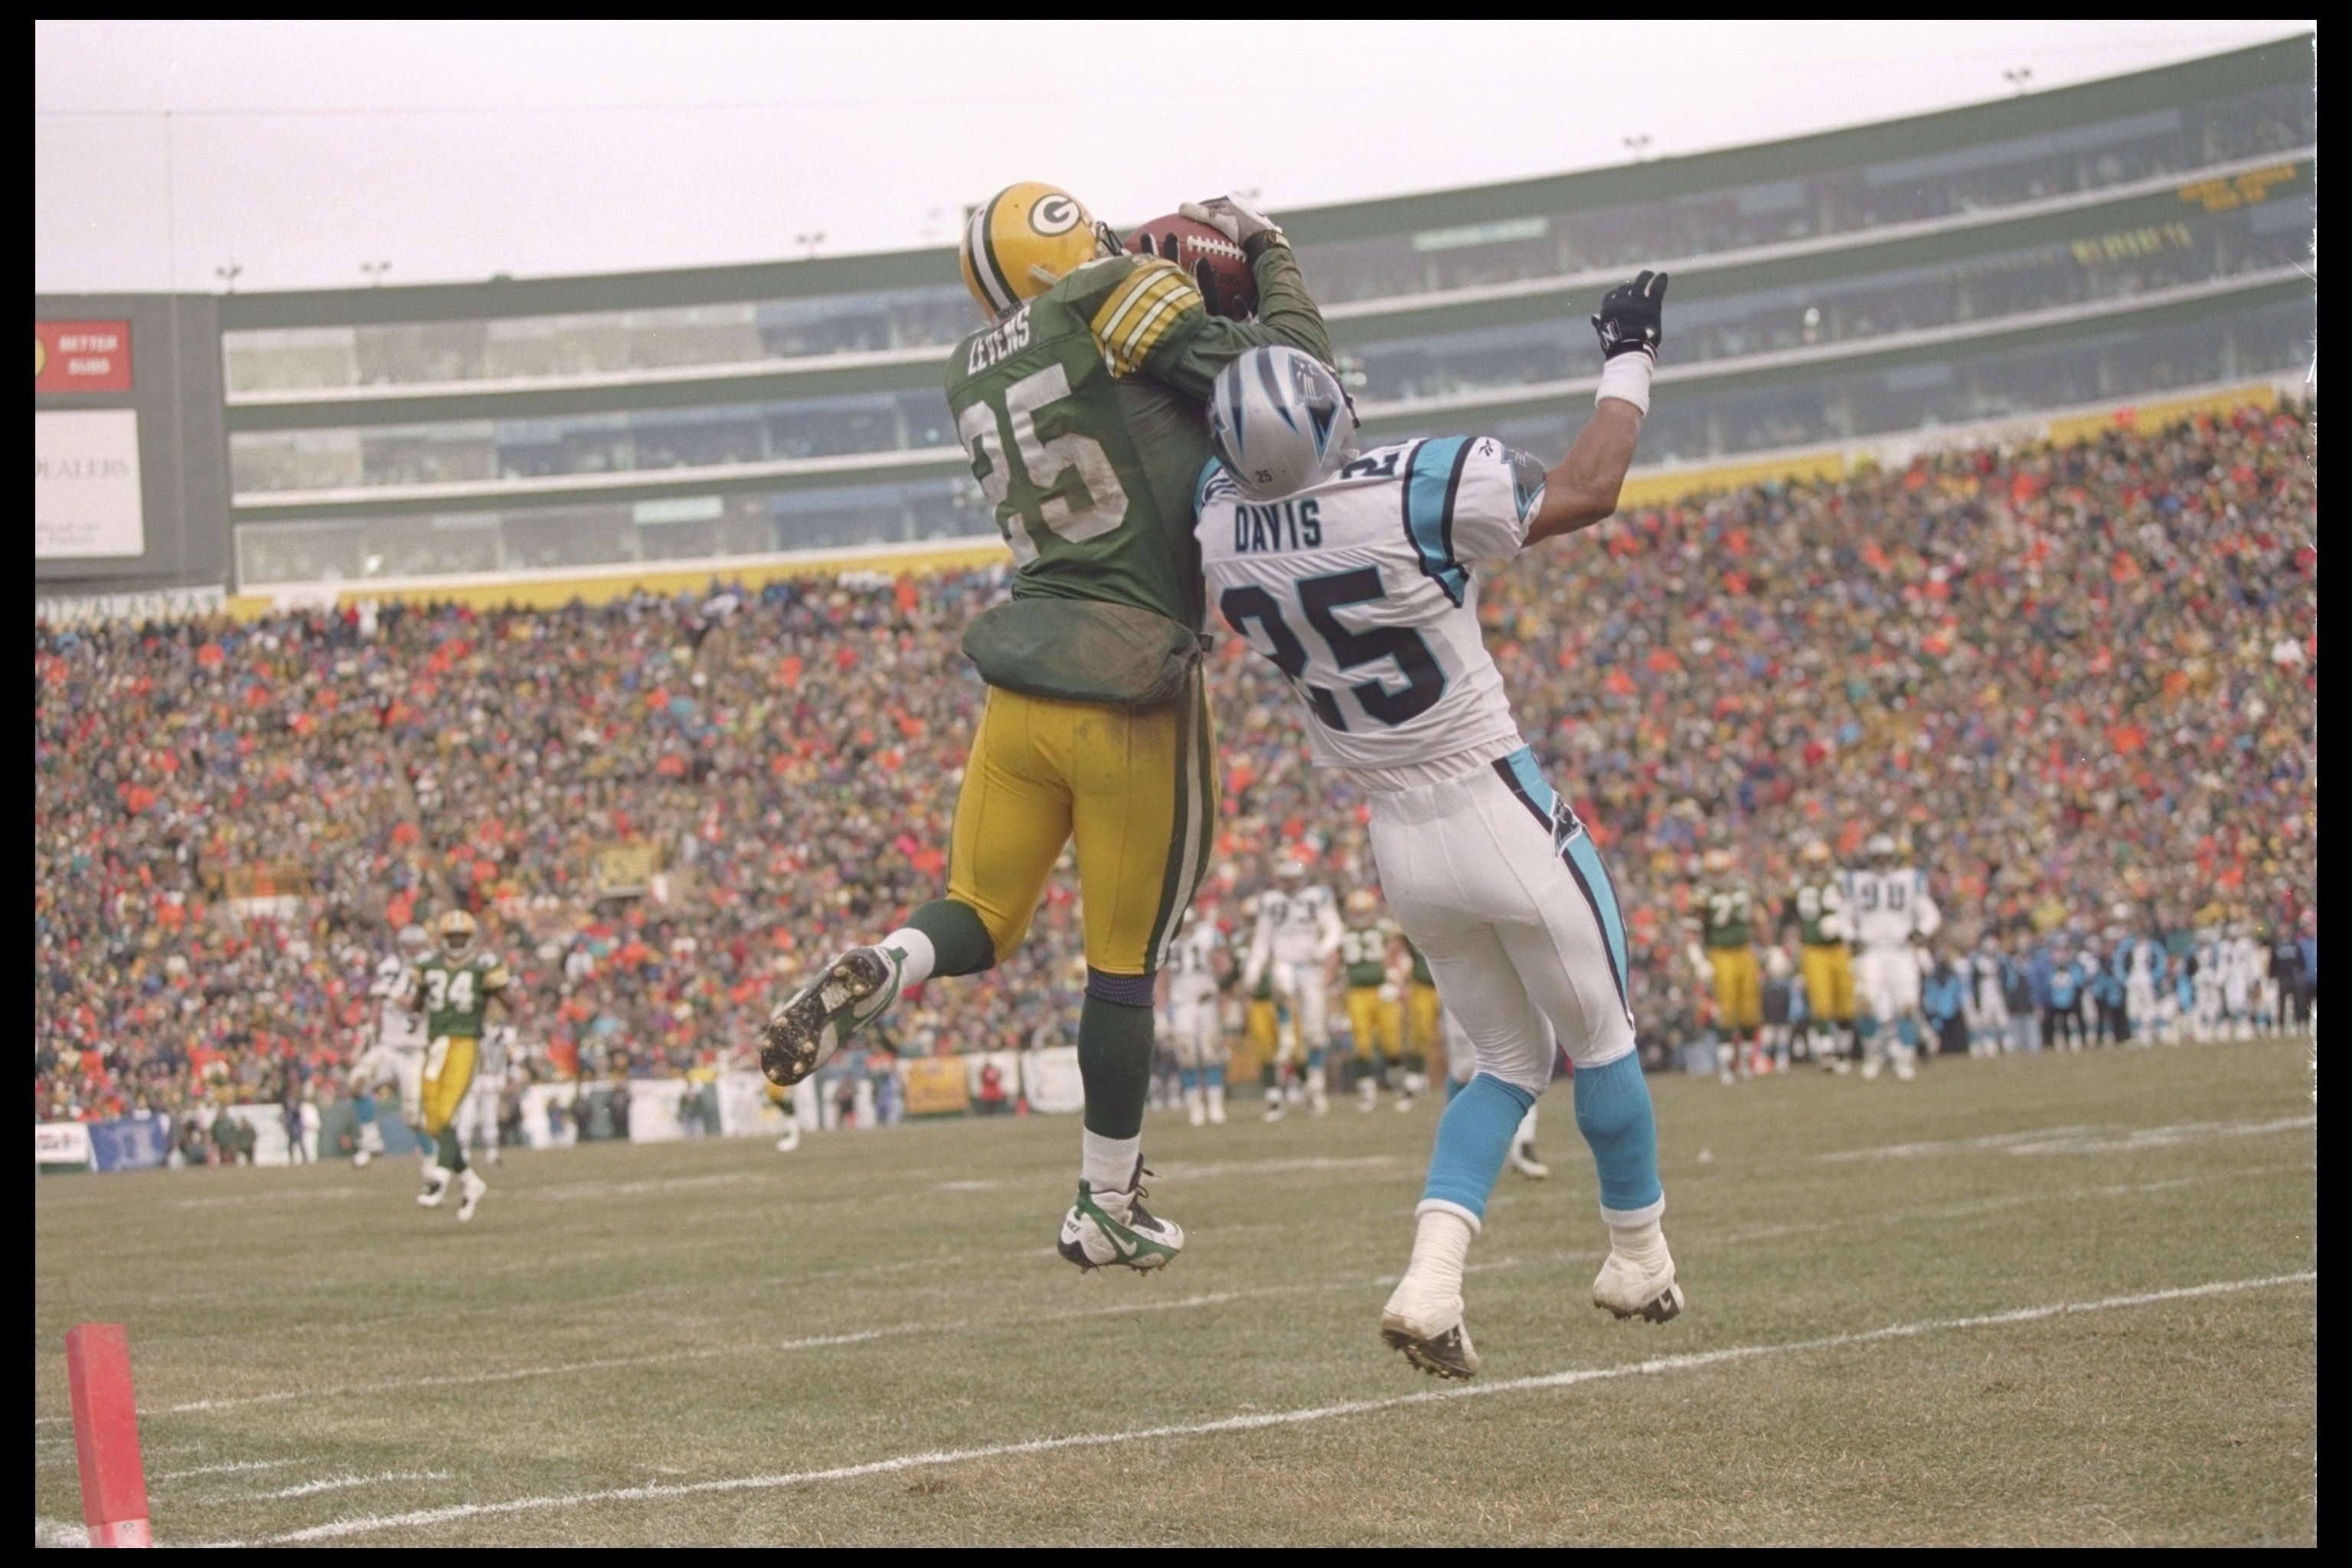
[1788,879,1847,946]
[410,951,510,1040]
[1699,886,1753,949]
[1338,921,1393,989]
[946,246,1332,631]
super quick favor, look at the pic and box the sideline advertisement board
[36,1121,95,1171]
[901,1056,972,1118]
[218,1104,293,1166]
[88,1116,171,1171]
[36,409,146,560]
[1020,1046,1086,1115]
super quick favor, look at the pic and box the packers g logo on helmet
[961,181,1118,317]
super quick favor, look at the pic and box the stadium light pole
[213,262,242,294]
[1622,135,1653,162]
[361,261,392,286]
[2003,67,2034,96]
[795,232,825,260]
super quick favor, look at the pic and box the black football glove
[1591,270,1668,362]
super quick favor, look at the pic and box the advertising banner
[35,319,133,394]
[36,409,146,560]
[88,1116,171,1171]
[520,1082,580,1149]
[626,1078,692,1143]
[901,1056,972,1118]
[1020,1045,1086,1115]
[36,1122,94,1171]
[220,1104,294,1166]
[717,1070,806,1138]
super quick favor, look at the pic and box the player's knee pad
[1084,967,1156,1008]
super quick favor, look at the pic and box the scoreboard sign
[35,318,134,394]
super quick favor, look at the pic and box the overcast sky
[34,20,2312,296]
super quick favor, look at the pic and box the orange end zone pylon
[66,1324,152,1548]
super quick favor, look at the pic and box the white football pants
[1856,946,1923,1022]
[1167,991,1224,1069]
[1364,753,1634,1096]
[385,1045,427,1129]
[1269,959,1328,1056]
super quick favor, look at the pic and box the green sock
[1076,995,1155,1139]
[436,1127,466,1174]
[906,899,996,977]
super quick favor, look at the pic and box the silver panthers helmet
[1207,345,1358,501]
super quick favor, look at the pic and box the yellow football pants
[1801,943,1855,1024]
[946,680,1214,976]
[1710,948,1762,1032]
[419,1035,479,1138]
[1348,988,1403,1061]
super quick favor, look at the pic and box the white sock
[1602,1202,1671,1271]
[1515,1105,1539,1146]
[1386,1207,1475,1330]
[878,927,936,988]
[1081,1130,1140,1195]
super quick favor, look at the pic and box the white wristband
[1595,354,1654,414]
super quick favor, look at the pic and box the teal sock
[906,899,995,977]
[1077,992,1156,1139]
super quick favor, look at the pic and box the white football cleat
[1508,1139,1550,1181]
[763,945,901,1086]
[1379,1273,1480,1380]
[1358,1076,1380,1112]
[1263,1095,1285,1122]
[416,1166,452,1208]
[775,1125,802,1153]
[1057,1160,1183,1272]
[352,1147,373,1168]
[1592,1240,1684,1323]
[1205,1086,1227,1125]
[455,1168,488,1222]
[1186,1087,1207,1128]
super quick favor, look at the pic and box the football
[1125,212,1257,319]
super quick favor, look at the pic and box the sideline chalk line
[198,1270,2315,1547]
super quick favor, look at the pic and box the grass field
[34,1038,2315,1547]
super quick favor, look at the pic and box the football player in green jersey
[407,910,511,1221]
[1339,889,1412,1112]
[765,181,1334,1273]
[1688,848,1762,1082]
[1782,838,1856,1070]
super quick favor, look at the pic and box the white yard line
[247,1472,448,1501]
[150,1459,296,1484]
[197,1272,2316,1547]
[1818,1113,2314,1162]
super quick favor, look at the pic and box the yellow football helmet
[960,181,1119,317]
[436,909,479,961]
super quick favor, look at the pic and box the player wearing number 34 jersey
[1197,270,1681,1380]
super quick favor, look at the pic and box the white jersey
[1197,436,1544,773]
[1252,884,1343,972]
[1168,913,1223,1004]
[371,955,428,1051]
[1843,867,1942,952]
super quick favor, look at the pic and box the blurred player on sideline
[455,1024,511,1169]
[1339,890,1410,1112]
[1846,834,1942,1080]
[1163,901,1230,1125]
[1197,269,1681,1379]
[1246,856,1343,1118]
[409,910,510,1220]
[1690,849,1760,1082]
[1783,841,1854,1070]
[352,923,432,1176]
[762,184,1334,1275]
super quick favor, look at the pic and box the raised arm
[1525,270,1668,545]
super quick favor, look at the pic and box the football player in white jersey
[1163,902,1230,1125]
[2223,921,2260,1039]
[2122,926,2166,1042]
[1841,835,1943,1080]
[352,924,433,1174]
[1245,857,1343,1118]
[1195,269,1680,1379]
[456,1024,511,1168]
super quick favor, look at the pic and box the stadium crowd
[34,406,2315,1125]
